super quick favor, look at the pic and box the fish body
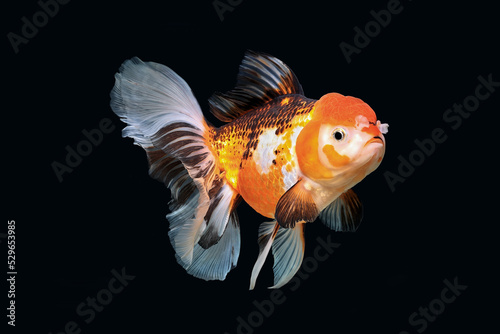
[210,94,315,218]
[110,51,388,289]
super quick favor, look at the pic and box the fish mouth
[365,136,384,146]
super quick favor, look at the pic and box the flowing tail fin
[250,221,305,289]
[110,57,240,280]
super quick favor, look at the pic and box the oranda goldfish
[110,51,388,289]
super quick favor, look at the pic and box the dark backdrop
[3,0,498,333]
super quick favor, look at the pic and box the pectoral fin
[275,180,319,228]
[319,189,363,232]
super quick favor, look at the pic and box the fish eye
[332,128,347,142]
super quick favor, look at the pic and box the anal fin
[270,223,305,289]
[249,221,279,290]
[249,221,306,289]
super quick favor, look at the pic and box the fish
[110,51,388,289]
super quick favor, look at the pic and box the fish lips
[365,136,384,146]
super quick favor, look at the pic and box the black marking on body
[212,94,316,167]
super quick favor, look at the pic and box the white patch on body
[281,126,303,190]
[253,126,304,193]
[289,126,303,148]
[281,165,297,189]
[253,128,284,174]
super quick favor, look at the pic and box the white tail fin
[110,57,240,280]
[187,211,240,281]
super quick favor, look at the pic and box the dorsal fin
[208,50,304,122]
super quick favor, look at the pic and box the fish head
[296,93,388,187]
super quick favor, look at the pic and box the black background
[3,0,498,333]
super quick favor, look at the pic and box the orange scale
[238,157,285,219]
